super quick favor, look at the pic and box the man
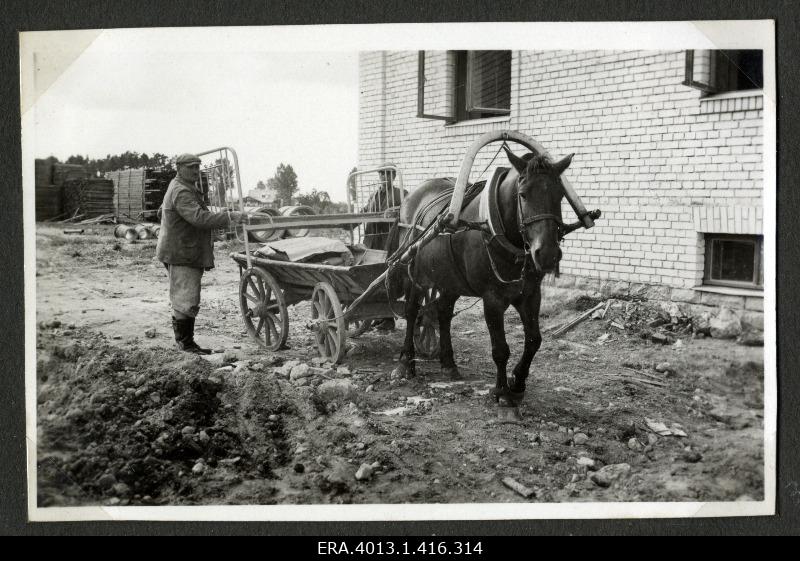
[156,153,245,354]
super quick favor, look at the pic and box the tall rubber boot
[186,317,212,355]
[172,317,211,355]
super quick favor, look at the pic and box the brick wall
[358,50,764,306]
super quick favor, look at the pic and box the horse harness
[396,167,563,293]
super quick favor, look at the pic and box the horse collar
[477,167,526,259]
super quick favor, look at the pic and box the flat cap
[175,153,201,166]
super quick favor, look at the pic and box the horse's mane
[523,153,556,175]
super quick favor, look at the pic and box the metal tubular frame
[447,130,595,230]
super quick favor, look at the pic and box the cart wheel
[311,282,347,364]
[239,268,289,351]
[414,288,440,359]
[349,319,373,338]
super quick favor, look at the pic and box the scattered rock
[737,331,764,347]
[573,433,589,446]
[709,308,742,339]
[576,457,595,468]
[290,363,313,381]
[181,426,196,436]
[97,473,117,490]
[628,438,644,452]
[693,311,712,335]
[590,463,631,488]
[680,450,703,463]
[501,476,536,498]
[197,431,210,444]
[650,332,676,345]
[268,414,279,422]
[654,362,671,373]
[112,482,131,497]
[144,328,157,339]
[317,379,356,403]
[191,461,206,475]
[355,463,373,481]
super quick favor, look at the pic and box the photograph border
[3,0,798,536]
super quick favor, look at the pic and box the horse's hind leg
[509,286,543,403]
[436,292,460,379]
[483,294,512,404]
[391,281,420,379]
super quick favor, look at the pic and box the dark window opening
[684,50,763,95]
[418,50,511,123]
[454,50,512,121]
[704,234,763,289]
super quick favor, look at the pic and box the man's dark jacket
[156,177,230,269]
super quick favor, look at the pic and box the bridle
[514,172,564,252]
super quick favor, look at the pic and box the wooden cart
[231,164,440,364]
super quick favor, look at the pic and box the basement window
[683,50,763,95]
[704,234,763,289]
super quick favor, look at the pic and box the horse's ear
[503,146,527,174]
[553,153,574,176]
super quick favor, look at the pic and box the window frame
[703,233,763,290]
[683,49,764,96]
[463,51,512,117]
[417,50,512,124]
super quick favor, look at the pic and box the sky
[28,30,359,201]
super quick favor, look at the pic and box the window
[684,50,763,95]
[418,50,511,123]
[704,234,763,289]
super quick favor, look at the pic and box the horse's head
[504,147,573,273]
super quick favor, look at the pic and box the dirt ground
[35,224,765,506]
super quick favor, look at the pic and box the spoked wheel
[414,287,440,359]
[349,319,374,338]
[239,268,289,351]
[311,282,347,363]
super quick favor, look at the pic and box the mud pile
[36,325,296,506]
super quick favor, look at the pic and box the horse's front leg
[483,294,512,405]
[391,282,420,379]
[436,292,460,379]
[509,285,543,404]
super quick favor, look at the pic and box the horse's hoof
[390,365,407,380]
[497,405,523,422]
[508,391,525,406]
[440,365,461,380]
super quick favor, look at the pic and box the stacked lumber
[52,163,88,185]
[35,185,63,221]
[35,158,61,221]
[62,179,115,218]
[106,168,146,219]
[144,169,176,215]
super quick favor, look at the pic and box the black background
[1,0,797,536]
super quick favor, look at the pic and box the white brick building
[358,50,764,314]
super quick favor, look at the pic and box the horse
[390,147,573,409]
